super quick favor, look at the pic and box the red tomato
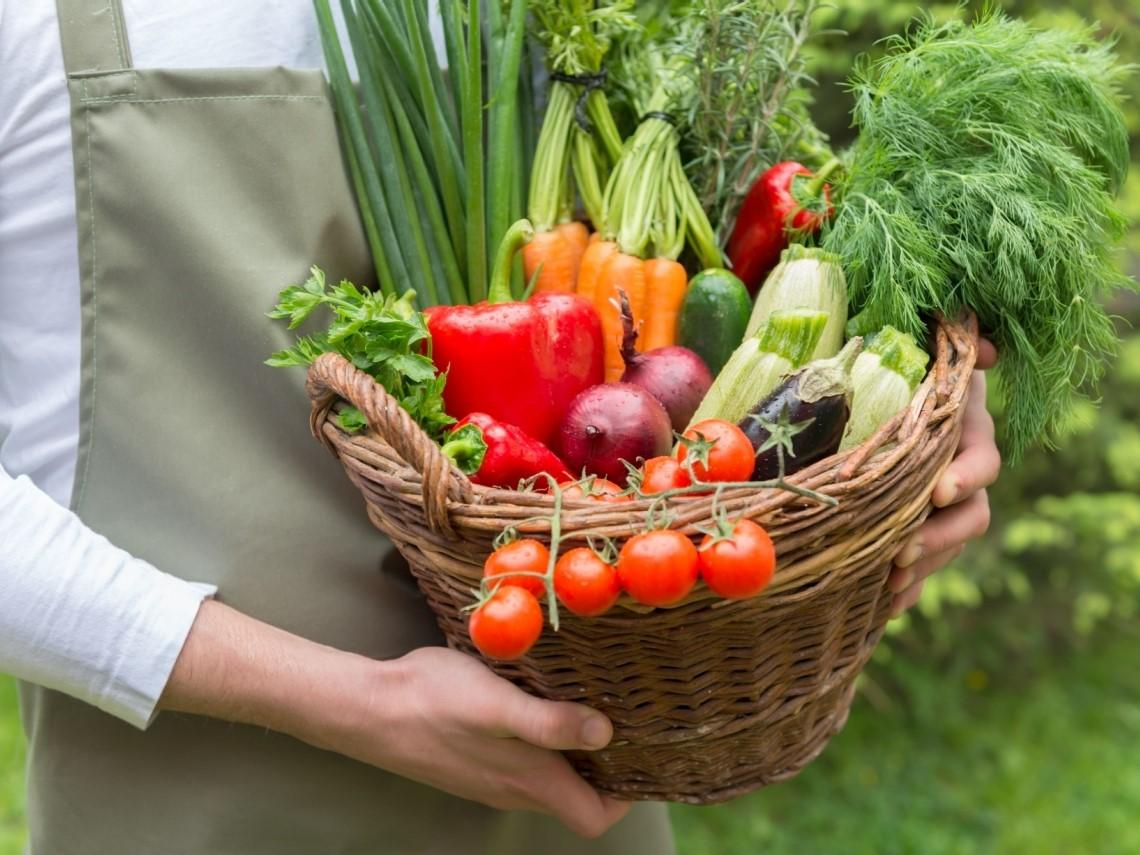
[559,478,632,502]
[553,548,622,616]
[468,585,544,660]
[698,519,777,599]
[617,530,699,607]
[640,456,692,494]
[675,419,754,483]
[483,539,549,598]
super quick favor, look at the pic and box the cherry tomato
[553,548,622,616]
[617,530,699,607]
[483,539,549,598]
[559,478,632,502]
[468,585,544,660]
[640,456,692,494]
[675,419,755,483]
[698,519,777,599]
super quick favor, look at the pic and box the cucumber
[678,269,752,375]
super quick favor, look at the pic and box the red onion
[618,292,714,431]
[555,383,673,485]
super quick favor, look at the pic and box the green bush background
[2,2,1138,852]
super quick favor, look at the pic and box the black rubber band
[639,110,677,126]
[550,68,608,134]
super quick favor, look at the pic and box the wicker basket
[305,313,978,804]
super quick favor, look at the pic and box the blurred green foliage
[0,682,22,854]
[672,631,1140,853]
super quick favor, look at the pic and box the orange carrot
[575,238,618,307]
[595,251,646,381]
[640,258,689,351]
[557,221,590,280]
[523,230,574,294]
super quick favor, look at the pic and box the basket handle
[306,352,474,535]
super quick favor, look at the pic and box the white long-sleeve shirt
[0,1,337,728]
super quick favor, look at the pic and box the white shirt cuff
[0,471,216,729]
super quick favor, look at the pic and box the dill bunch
[678,0,829,246]
[823,11,1135,461]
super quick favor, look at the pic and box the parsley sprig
[267,267,455,441]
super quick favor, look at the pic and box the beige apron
[19,2,673,851]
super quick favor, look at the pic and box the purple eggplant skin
[739,372,851,480]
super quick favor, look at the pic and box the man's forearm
[158,599,380,748]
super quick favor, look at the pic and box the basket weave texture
[305,314,978,804]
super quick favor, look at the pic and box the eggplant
[740,338,862,480]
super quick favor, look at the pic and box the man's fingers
[889,544,965,617]
[889,578,926,618]
[499,693,613,752]
[932,436,1001,507]
[893,491,989,576]
[976,337,998,370]
[932,371,1000,508]
[888,542,965,594]
[519,754,631,838]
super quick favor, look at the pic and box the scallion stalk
[462,0,487,302]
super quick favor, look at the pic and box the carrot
[524,230,575,294]
[595,251,646,381]
[524,221,593,294]
[576,238,618,307]
[557,221,590,279]
[640,258,688,351]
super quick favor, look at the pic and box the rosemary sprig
[679,0,829,245]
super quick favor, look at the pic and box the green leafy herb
[822,11,1135,460]
[337,406,368,433]
[268,267,456,440]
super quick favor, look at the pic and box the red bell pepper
[425,220,603,445]
[727,158,840,294]
[443,412,572,489]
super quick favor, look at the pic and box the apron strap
[55,0,134,75]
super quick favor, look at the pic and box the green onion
[462,0,487,301]
[314,0,403,296]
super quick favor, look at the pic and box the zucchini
[839,326,930,450]
[744,244,848,360]
[688,308,828,428]
[678,268,753,375]
[741,338,862,480]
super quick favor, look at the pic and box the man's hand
[887,339,1001,617]
[160,602,630,838]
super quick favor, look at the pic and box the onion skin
[555,383,673,485]
[622,346,713,432]
[616,289,714,431]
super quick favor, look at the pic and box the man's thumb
[506,697,614,751]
